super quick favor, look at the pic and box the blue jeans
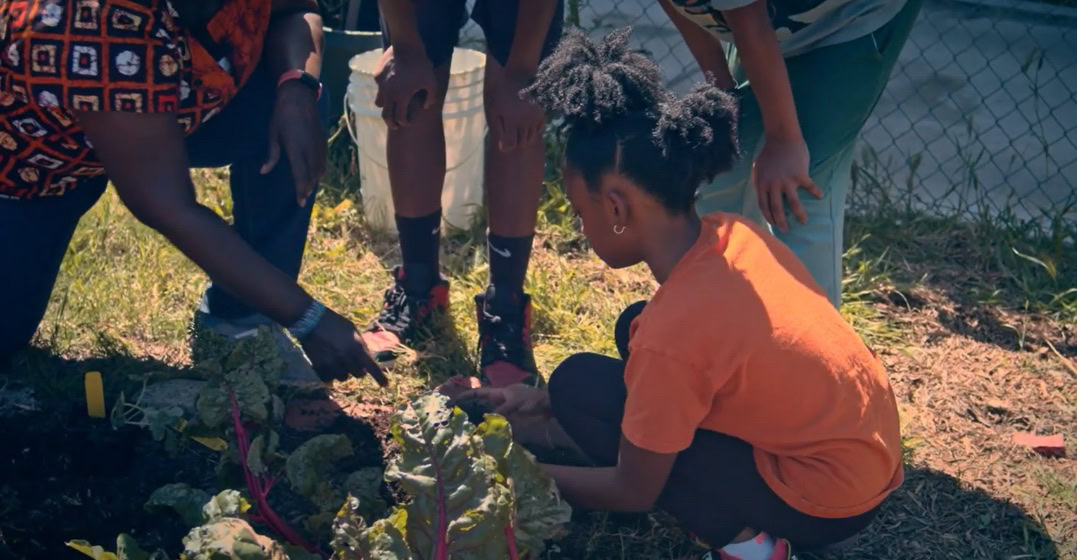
[0,66,330,359]
[695,0,922,307]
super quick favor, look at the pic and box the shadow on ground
[0,348,195,560]
[551,466,1061,560]
[844,212,1075,357]
[0,346,391,560]
[811,467,1061,560]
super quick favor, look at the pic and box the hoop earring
[613,225,626,235]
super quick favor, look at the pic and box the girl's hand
[450,384,551,418]
[752,134,823,232]
[300,308,388,385]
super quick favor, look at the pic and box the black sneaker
[361,266,449,366]
[475,285,539,388]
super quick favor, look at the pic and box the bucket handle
[344,98,489,173]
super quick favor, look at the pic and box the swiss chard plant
[330,393,573,560]
[77,331,572,560]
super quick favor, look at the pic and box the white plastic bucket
[345,48,487,233]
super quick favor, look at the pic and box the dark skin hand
[373,44,439,129]
[663,0,822,231]
[485,64,545,152]
[450,384,677,512]
[487,0,558,152]
[723,0,822,231]
[374,0,437,129]
[75,111,387,386]
[262,10,327,206]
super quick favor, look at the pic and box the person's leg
[0,179,107,363]
[186,65,331,324]
[381,0,461,293]
[472,0,564,387]
[360,1,461,365]
[699,0,923,307]
[184,66,331,381]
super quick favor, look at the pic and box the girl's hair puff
[526,28,740,214]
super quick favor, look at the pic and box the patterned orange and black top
[0,0,316,199]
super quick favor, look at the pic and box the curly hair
[525,28,740,214]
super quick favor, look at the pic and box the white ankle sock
[719,532,777,560]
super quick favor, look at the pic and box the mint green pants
[695,0,922,307]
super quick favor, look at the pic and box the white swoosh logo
[489,243,511,258]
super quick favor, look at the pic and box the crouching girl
[452,29,903,560]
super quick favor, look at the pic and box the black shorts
[381,0,564,68]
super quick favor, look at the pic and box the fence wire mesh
[568,0,1077,227]
[332,0,1077,228]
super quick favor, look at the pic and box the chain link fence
[569,0,1077,228]
[327,0,1077,228]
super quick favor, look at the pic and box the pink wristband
[278,69,322,100]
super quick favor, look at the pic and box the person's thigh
[380,0,467,68]
[772,142,855,304]
[471,0,564,68]
[186,66,331,170]
[189,67,332,319]
[0,179,107,358]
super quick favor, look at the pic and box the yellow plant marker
[190,436,229,451]
[84,371,106,419]
[333,198,353,213]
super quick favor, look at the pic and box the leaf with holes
[181,517,288,560]
[202,489,251,523]
[476,415,572,557]
[384,393,513,559]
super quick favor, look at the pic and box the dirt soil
[1,286,1073,560]
[0,395,393,560]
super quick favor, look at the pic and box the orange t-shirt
[621,212,904,519]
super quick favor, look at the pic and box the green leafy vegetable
[386,393,513,559]
[202,489,251,523]
[194,329,284,429]
[286,434,354,503]
[110,385,184,442]
[145,483,212,528]
[247,431,281,476]
[476,416,572,557]
[329,394,572,560]
[66,540,118,560]
[343,468,387,521]
[181,518,287,560]
[331,496,412,560]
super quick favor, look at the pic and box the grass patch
[1,133,1074,558]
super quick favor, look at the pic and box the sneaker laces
[373,282,416,334]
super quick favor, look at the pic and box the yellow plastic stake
[190,436,229,452]
[84,371,106,419]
